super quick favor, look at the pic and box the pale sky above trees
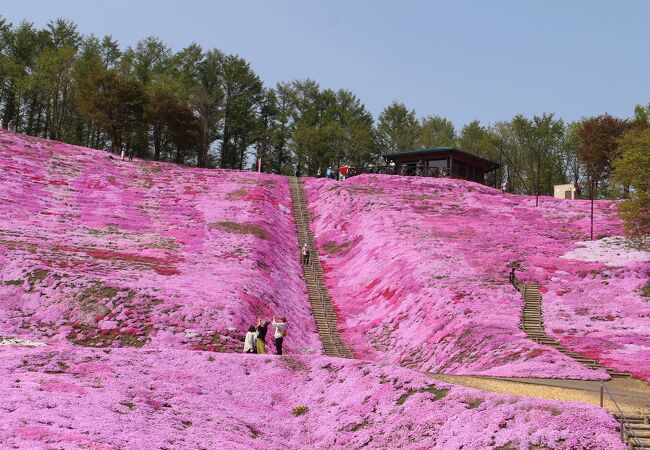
[2,0,648,127]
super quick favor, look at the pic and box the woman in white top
[243,325,257,353]
[272,316,287,355]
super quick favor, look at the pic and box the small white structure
[554,183,579,200]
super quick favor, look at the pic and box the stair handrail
[510,267,641,448]
[600,382,646,449]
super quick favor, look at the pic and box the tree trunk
[221,120,230,168]
[198,118,209,168]
[153,126,162,161]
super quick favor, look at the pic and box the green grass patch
[210,221,268,240]
[397,385,449,405]
[323,241,351,254]
[642,283,650,298]
[148,237,180,250]
[227,188,248,199]
[3,279,23,286]
[28,269,49,285]
[292,405,309,416]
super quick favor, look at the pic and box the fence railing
[346,165,450,178]
[600,382,646,449]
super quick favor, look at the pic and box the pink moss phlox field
[305,175,649,379]
[546,238,650,381]
[0,347,625,450]
[0,131,321,354]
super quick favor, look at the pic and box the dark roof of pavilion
[383,147,500,171]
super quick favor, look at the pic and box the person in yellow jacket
[256,319,270,354]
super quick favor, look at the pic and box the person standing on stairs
[256,319,270,354]
[272,316,287,355]
[301,243,310,265]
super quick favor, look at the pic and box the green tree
[1,20,44,129]
[283,79,321,176]
[577,114,629,238]
[120,36,171,85]
[457,120,496,158]
[77,69,147,153]
[418,115,455,148]
[219,54,263,169]
[192,49,224,168]
[320,89,375,172]
[633,103,650,124]
[512,113,564,203]
[376,101,419,153]
[29,45,77,140]
[558,122,583,192]
[612,128,650,237]
[268,83,294,174]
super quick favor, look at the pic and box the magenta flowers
[0,132,635,449]
[0,131,321,354]
[304,175,649,380]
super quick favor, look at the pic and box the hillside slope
[0,347,625,450]
[305,175,650,380]
[0,131,321,354]
[0,133,635,449]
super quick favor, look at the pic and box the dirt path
[429,373,650,415]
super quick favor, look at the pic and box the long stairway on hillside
[516,281,630,379]
[288,177,353,359]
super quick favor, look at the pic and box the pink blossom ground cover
[0,346,625,450]
[0,131,321,354]
[305,175,649,379]
[0,133,634,449]
[544,237,650,380]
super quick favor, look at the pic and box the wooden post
[599,382,604,407]
[620,417,625,442]
[590,179,595,241]
[449,153,453,178]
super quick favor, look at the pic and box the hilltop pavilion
[382,147,501,185]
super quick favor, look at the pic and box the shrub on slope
[0,131,321,354]
[304,175,647,379]
[0,347,624,450]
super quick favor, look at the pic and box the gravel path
[430,373,650,415]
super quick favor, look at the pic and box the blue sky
[2,0,648,128]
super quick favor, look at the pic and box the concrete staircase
[517,282,630,379]
[288,177,353,359]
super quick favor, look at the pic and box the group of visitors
[244,316,288,355]
[120,149,134,162]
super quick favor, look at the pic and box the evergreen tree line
[0,18,648,235]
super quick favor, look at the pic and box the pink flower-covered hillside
[0,131,321,354]
[304,175,648,379]
[543,237,650,381]
[0,346,625,450]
